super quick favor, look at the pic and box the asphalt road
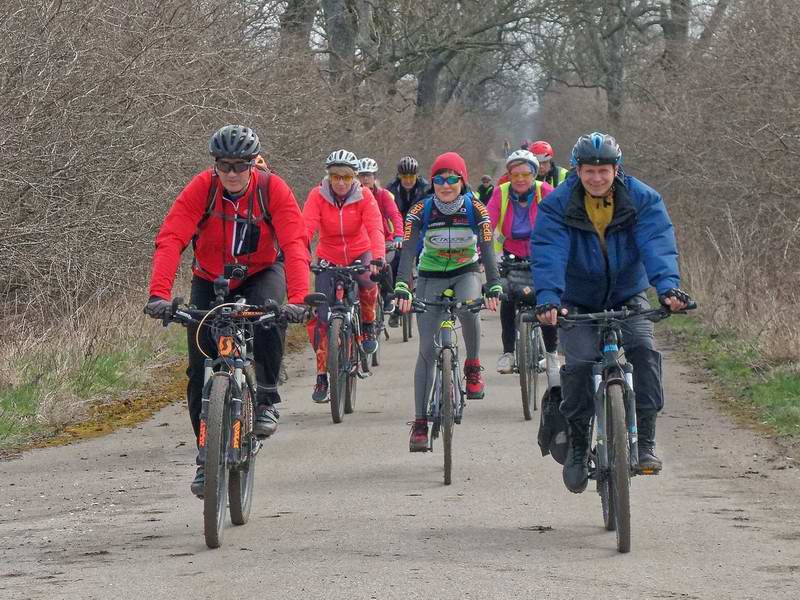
[2,313,799,599]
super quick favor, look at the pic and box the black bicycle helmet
[570,132,622,167]
[208,125,261,159]
[397,156,419,175]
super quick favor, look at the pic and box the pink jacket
[371,186,403,241]
[304,179,385,265]
[487,181,554,257]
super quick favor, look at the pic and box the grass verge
[660,312,800,436]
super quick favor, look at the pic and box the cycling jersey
[397,194,500,286]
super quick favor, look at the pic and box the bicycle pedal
[636,467,660,476]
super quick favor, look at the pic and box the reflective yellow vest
[493,181,544,254]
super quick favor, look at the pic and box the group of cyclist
[145,124,691,497]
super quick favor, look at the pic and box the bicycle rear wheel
[203,375,231,549]
[372,300,382,367]
[607,382,631,553]
[441,349,455,485]
[229,385,256,526]
[327,319,347,423]
[517,316,533,421]
[345,331,358,414]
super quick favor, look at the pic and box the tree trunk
[415,51,456,118]
[279,0,318,53]
[321,0,357,88]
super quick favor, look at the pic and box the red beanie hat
[430,152,469,184]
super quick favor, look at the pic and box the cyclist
[487,150,558,381]
[394,152,502,452]
[386,156,429,327]
[304,150,385,402]
[532,132,690,493]
[529,140,569,188]
[143,125,310,496]
[476,175,494,205]
[358,157,403,311]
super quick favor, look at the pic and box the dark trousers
[186,264,287,438]
[500,299,558,354]
[559,292,663,421]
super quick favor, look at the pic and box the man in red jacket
[144,125,310,496]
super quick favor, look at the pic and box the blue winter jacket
[531,171,680,311]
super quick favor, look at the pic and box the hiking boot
[464,359,485,399]
[254,403,279,438]
[563,418,591,493]
[388,311,400,328]
[312,374,329,403]
[409,419,429,452]
[361,321,378,354]
[637,413,662,473]
[496,352,515,374]
[190,465,205,498]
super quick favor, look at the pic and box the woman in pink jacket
[487,150,556,376]
[303,150,386,402]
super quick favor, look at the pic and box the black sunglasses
[215,160,253,174]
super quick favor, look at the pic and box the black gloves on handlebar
[370,258,385,269]
[659,288,692,306]
[535,303,560,316]
[144,296,172,319]
[282,303,308,324]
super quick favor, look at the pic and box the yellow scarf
[584,192,614,245]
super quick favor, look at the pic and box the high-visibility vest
[493,181,543,254]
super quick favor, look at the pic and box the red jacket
[371,186,403,241]
[149,169,310,303]
[303,180,385,265]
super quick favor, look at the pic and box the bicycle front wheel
[229,385,256,526]
[517,316,533,421]
[402,311,413,342]
[203,375,231,549]
[327,319,347,424]
[441,348,455,485]
[607,382,631,553]
[531,325,545,412]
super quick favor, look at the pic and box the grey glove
[281,303,308,324]
[144,296,172,320]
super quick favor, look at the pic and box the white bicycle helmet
[358,157,379,174]
[325,149,359,170]
[506,149,539,173]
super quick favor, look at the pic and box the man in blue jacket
[532,132,691,493]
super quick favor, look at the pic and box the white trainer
[496,352,515,374]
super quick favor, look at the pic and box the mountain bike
[412,290,484,485]
[306,261,371,424]
[499,256,544,421]
[558,301,696,553]
[165,279,290,549]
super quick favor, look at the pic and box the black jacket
[387,177,430,218]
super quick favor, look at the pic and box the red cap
[430,152,468,184]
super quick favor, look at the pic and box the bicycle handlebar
[310,262,369,275]
[411,296,485,314]
[164,297,287,328]
[556,301,697,326]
